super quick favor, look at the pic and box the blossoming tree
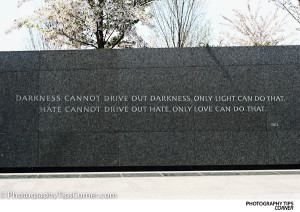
[219,0,289,46]
[8,0,154,49]
[271,0,300,29]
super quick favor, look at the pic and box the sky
[0,0,299,51]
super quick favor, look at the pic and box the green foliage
[253,41,279,46]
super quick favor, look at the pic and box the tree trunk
[96,0,105,49]
[96,22,105,49]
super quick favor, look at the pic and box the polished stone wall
[0,46,299,168]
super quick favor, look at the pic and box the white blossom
[219,0,290,46]
[8,0,154,49]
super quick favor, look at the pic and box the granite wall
[0,46,299,169]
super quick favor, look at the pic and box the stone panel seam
[1,63,298,73]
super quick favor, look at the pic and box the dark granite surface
[268,131,300,165]
[0,51,39,72]
[40,50,118,71]
[119,132,195,166]
[0,46,299,169]
[194,131,268,166]
[0,71,39,133]
[117,47,216,69]
[39,133,119,167]
[0,134,39,167]
[39,69,118,132]
[265,65,300,130]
